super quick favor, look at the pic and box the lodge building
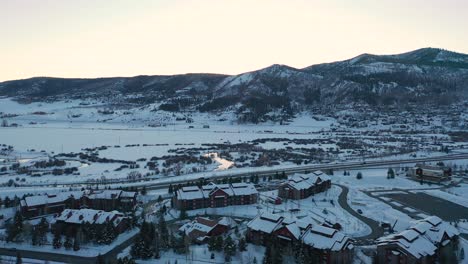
[20,189,138,218]
[278,171,331,200]
[173,182,258,210]
[54,208,130,235]
[377,216,459,264]
[247,212,354,264]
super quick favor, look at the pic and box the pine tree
[37,217,49,245]
[7,212,23,242]
[64,236,73,250]
[263,243,272,264]
[73,235,80,251]
[53,231,62,249]
[208,236,216,251]
[238,237,247,251]
[158,214,169,249]
[179,207,188,220]
[356,172,363,180]
[224,236,236,262]
[216,236,224,252]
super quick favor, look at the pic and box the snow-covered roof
[377,216,459,259]
[87,190,122,200]
[176,182,257,200]
[22,191,87,207]
[179,216,232,237]
[21,189,137,208]
[55,209,126,227]
[282,171,331,191]
[301,225,351,251]
[247,212,284,234]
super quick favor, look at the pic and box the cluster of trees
[32,218,49,246]
[131,214,169,260]
[33,159,66,168]
[207,235,246,262]
[0,195,20,208]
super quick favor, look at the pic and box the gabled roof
[22,191,87,208]
[301,225,351,251]
[282,171,331,191]
[377,216,459,259]
[55,208,126,227]
[176,182,258,200]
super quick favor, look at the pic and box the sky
[1,0,467,82]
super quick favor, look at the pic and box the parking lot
[385,192,468,222]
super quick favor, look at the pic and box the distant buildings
[173,182,258,210]
[408,163,452,183]
[20,189,138,218]
[278,171,331,200]
[247,212,353,264]
[377,216,459,264]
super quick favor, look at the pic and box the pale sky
[1,0,467,82]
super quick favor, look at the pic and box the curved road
[335,184,384,242]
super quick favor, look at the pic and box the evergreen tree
[158,214,169,249]
[356,172,363,180]
[141,186,147,195]
[31,227,39,246]
[224,236,237,262]
[53,231,62,249]
[238,237,247,251]
[179,207,188,220]
[73,235,80,251]
[64,236,73,250]
[263,243,272,264]
[7,212,23,242]
[215,236,224,252]
[208,236,216,251]
[387,168,395,179]
[37,217,49,245]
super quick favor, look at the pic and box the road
[335,184,384,242]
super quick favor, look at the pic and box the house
[54,208,130,235]
[173,182,258,210]
[377,216,459,264]
[179,216,236,243]
[278,171,331,200]
[247,212,353,263]
[408,163,452,183]
[20,189,138,218]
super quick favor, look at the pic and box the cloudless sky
[1,0,467,81]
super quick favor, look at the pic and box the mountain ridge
[1,47,467,123]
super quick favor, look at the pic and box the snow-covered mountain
[1,48,467,122]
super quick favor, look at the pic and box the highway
[138,153,468,190]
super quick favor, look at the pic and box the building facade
[173,182,258,210]
[278,171,331,200]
